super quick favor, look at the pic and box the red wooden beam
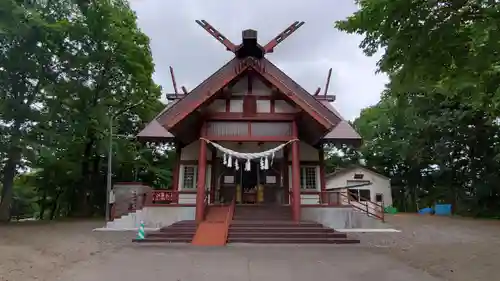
[291,121,301,222]
[323,68,332,96]
[206,112,295,121]
[181,86,188,94]
[172,144,182,197]
[313,87,321,96]
[318,148,326,203]
[195,123,208,222]
[195,20,237,52]
[262,21,305,54]
[204,136,294,142]
[169,66,179,96]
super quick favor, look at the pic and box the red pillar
[291,121,301,222]
[172,144,182,203]
[318,147,326,204]
[209,146,217,204]
[195,126,208,222]
[282,147,289,205]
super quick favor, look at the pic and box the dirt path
[0,220,133,281]
[1,215,499,281]
[358,214,500,281]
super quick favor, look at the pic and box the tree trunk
[49,191,62,220]
[38,190,48,220]
[0,147,21,222]
[76,136,96,217]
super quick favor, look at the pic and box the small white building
[325,165,393,207]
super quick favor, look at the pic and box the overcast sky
[130,0,388,121]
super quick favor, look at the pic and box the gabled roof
[138,67,362,145]
[137,101,176,141]
[257,59,341,128]
[156,57,341,132]
[156,58,240,129]
[326,165,390,180]
[319,101,362,145]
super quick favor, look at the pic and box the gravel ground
[0,220,133,281]
[356,214,500,281]
[1,215,499,281]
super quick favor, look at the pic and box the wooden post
[282,147,289,204]
[172,144,182,203]
[210,146,217,204]
[196,125,208,223]
[291,121,301,222]
[318,146,326,204]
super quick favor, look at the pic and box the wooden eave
[156,57,342,139]
[256,59,341,130]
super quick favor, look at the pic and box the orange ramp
[191,206,232,246]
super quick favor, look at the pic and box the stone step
[159,227,197,232]
[228,232,347,239]
[133,237,192,243]
[229,227,338,233]
[170,220,197,226]
[227,237,360,244]
[147,232,196,238]
[230,221,323,227]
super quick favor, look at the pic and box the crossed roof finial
[195,20,305,56]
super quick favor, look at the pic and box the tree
[0,0,172,221]
[337,0,500,216]
[0,0,62,221]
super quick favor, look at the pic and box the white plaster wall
[231,76,247,95]
[206,99,226,112]
[286,141,319,161]
[300,194,320,205]
[106,206,196,229]
[274,100,295,113]
[252,79,272,95]
[301,207,390,229]
[229,100,243,112]
[140,207,196,228]
[325,167,393,206]
[178,193,196,204]
[256,100,271,113]
[180,140,213,161]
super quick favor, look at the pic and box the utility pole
[105,100,144,223]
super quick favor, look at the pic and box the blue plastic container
[434,204,452,216]
[418,207,434,215]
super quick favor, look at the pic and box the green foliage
[0,0,172,221]
[335,0,500,216]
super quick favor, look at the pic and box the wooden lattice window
[182,165,197,189]
[300,166,317,189]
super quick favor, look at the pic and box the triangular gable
[257,59,341,129]
[156,57,342,132]
[156,58,242,129]
[320,101,362,145]
[137,101,176,140]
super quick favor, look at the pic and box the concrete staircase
[106,209,144,230]
[133,220,196,243]
[133,205,360,244]
[227,205,360,244]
